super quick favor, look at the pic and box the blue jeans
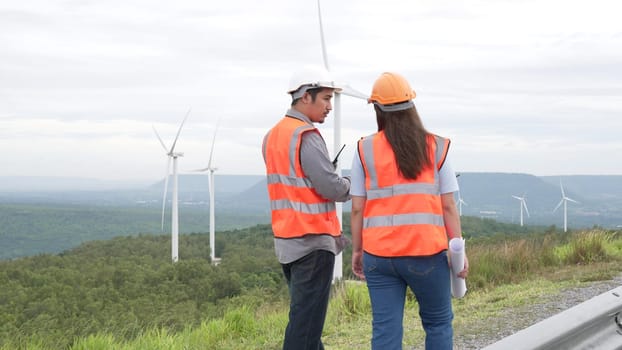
[281,249,335,350]
[363,251,453,350]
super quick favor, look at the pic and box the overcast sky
[2,0,621,183]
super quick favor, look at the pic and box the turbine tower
[553,181,579,232]
[317,0,367,281]
[511,194,530,226]
[153,109,190,263]
[194,121,221,265]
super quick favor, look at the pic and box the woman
[350,72,468,350]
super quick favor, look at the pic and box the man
[262,65,351,350]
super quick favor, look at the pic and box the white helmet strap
[291,85,313,100]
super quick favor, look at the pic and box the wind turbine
[511,194,530,226]
[455,173,467,216]
[458,192,468,216]
[317,0,367,281]
[193,120,221,265]
[153,109,191,263]
[553,181,579,232]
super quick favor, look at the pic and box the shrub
[562,230,611,264]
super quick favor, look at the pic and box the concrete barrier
[482,285,622,350]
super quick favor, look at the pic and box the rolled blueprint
[449,237,467,298]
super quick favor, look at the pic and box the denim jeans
[281,249,335,350]
[363,251,453,350]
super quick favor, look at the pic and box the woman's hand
[351,250,365,280]
[457,254,469,279]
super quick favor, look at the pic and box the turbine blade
[317,0,330,71]
[152,126,169,153]
[340,85,368,100]
[553,199,563,213]
[161,157,172,231]
[170,108,191,153]
[512,195,521,200]
[566,197,580,204]
[189,167,210,172]
[560,181,566,197]
[207,118,221,169]
[523,201,530,217]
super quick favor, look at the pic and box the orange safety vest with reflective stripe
[262,116,340,239]
[358,132,450,257]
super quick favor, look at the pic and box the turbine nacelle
[512,194,530,217]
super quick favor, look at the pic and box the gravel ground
[453,274,622,350]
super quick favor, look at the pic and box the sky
[2,0,621,183]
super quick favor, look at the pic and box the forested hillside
[0,225,283,348]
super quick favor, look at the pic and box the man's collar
[286,108,312,125]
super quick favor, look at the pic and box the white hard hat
[287,65,342,99]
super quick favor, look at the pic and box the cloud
[1,0,621,180]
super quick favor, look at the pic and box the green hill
[1,222,621,349]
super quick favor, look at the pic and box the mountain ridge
[1,173,620,228]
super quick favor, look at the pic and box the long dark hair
[375,104,431,179]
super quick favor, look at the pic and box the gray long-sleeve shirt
[272,109,351,264]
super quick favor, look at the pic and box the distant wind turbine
[553,181,579,232]
[511,194,530,226]
[317,0,367,282]
[458,192,468,216]
[455,173,466,216]
[153,109,191,263]
[193,120,221,265]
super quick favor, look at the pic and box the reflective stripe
[271,199,336,214]
[434,136,444,166]
[360,136,377,188]
[433,135,449,173]
[288,125,315,176]
[367,182,439,200]
[266,173,313,188]
[364,213,445,228]
[361,134,444,193]
[262,131,270,163]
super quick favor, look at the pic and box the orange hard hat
[368,72,416,112]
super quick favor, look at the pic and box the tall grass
[557,229,614,264]
[467,229,620,289]
[329,280,371,318]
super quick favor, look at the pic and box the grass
[2,229,621,349]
